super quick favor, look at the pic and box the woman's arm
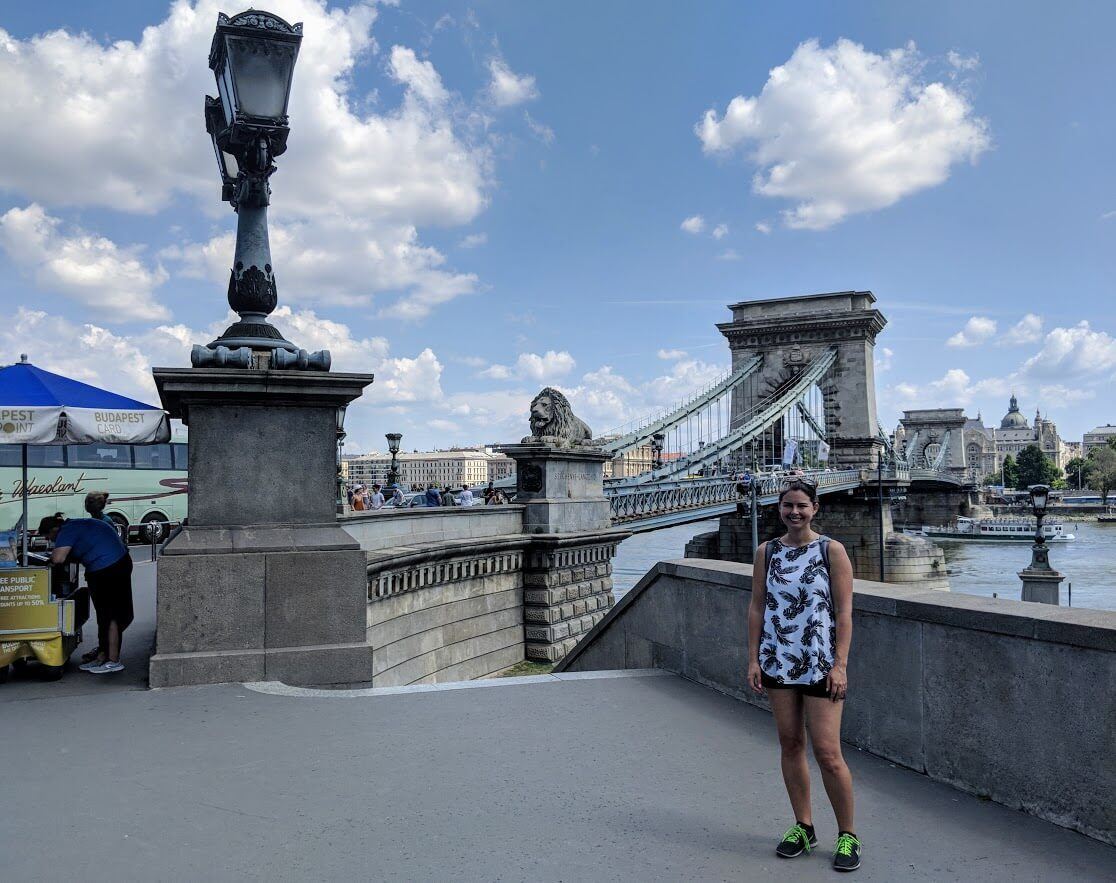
[50,545,72,566]
[826,540,854,701]
[747,542,768,694]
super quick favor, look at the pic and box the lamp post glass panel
[196,9,332,369]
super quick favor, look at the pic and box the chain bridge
[597,292,972,534]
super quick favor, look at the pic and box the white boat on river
[908,516,1075,543]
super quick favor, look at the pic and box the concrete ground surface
[0,557,157,701]
[2,669,1114,882]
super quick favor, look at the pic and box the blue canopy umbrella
[0,355,170,563]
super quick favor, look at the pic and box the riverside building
[895,395,1069,481]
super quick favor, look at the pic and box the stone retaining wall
[559,558,1116,846]
[365,537,528,686]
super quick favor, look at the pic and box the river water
[612,518,1116,611]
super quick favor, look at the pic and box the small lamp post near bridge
[1018,483,1064,604]
[336,406,347,514]
[386,433,402,488]
[650,432,665,474]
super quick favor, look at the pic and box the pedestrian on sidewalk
[459,484,474,507]
[389,485,405,507]
[369,484,385,510]
[39,514,134,676]
[746,477,862,872]
[424,484,441,507]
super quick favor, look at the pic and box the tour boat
[912,516,1075,542]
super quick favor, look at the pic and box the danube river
[612,518,1116,611]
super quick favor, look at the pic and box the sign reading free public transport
[0,567,57,635]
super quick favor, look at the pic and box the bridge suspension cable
[598,355,763,455]
[610,347,839,485]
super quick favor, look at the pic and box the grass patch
[496,660,555,678]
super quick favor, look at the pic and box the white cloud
[0,2,490,319]
[458,232,488,249]
[0,204,168,321]
[947,316,997,347]
[680,215,706,234]
[566,357,727,435]
[946,50,980,72]
[1100,210,1116,221]
[755,221,772,234]
[716,249,742,261]
[162,217,477,320]
[1002,313,1043,345]
[711,223,729,240]
[1021,321,1116,380]
[657,348,688,360]
[480,350,576,382]
[487,56,539,107]
[525,111,555,145]
[3,308,164,402]
[696,38,990,229]
[882,367,1008,413]
[875,346,894,372]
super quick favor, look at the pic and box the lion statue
[523,387,595,446]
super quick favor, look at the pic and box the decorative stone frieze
[370,549,524,599]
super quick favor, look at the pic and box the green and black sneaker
[832,831,861,871]
[775,822,817,858]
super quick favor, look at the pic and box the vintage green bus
[0,429,188,542]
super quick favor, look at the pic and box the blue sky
[0,1,1113,453]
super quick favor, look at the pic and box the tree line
[986,438,1116,502]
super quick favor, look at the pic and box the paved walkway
[0,558,157,701]
[2,668,1113,881]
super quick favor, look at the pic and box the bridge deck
[3,668,1113,880]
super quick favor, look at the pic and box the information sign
[0,567,56,634]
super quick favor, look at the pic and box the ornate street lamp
[651,432,665,472]
[193,9,328,370]
[1018,483,1063,604]
[386,432,402,488]
[336,405,347,514]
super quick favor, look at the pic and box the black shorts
[761,672,835,699]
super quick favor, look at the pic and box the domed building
[893,395,1068,481]
[999,394,1028,430]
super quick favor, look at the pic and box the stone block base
[150,642,373,688]
[522,536,621,662]
[153,528,372,687]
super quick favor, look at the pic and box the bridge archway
[717,291,887,469]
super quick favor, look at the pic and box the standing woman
[39,514,134,675]
[746,478,861,872]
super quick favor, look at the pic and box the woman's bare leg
[804,696,854,832]
[769,689,812,825]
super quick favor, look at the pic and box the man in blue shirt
[40,515,133,675]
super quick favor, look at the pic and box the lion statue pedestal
[497,388,629,663]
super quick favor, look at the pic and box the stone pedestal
[1019,542,1064,605]
[498,443,628,662]
[149,367,375,687]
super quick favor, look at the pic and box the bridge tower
[718,291,886,469]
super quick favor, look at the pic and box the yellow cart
[0,566,89,683]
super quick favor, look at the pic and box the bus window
[31,447,67,467]
[172,443,188,470]
[133,444,174,470]
[0,447,21,466]
[66,444,133,469]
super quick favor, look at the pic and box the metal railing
[607,468,864,524]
